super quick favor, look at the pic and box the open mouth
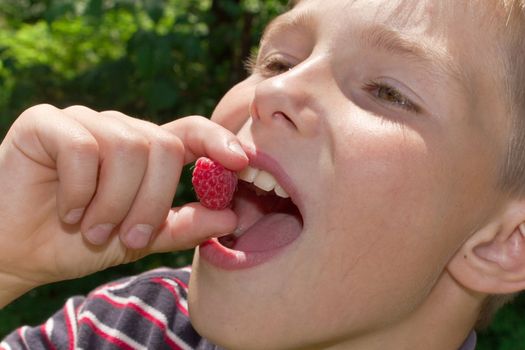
[217,166,304,253]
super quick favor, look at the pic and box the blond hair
[499,0,525,195]
[479,0,525,330]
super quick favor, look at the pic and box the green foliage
[1,0,524,348]
[478,295,525,350]
[0,0,287,133]
[0,0,287,339]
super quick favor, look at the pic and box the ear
[447,200,525,294]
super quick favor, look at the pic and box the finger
[106,116,185,249]
[162,116,248,170]
[147,203,238,253]
[62,106,150,245]
[16,104,99,224]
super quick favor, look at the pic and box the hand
[0,104,247,307]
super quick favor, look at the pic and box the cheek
[211,77,259,133]
[308,125,462,324]
[326,124,446,239]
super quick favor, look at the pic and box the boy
[1,0,525,349]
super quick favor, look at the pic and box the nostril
[272,111,297,130]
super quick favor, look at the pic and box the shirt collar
[458,331,477,350]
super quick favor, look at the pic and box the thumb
[147,203,237,253]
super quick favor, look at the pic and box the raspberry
[192,157,238,210]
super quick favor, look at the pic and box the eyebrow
[261,12,468,93]
[261,11,314,44]
[359,25,468,90]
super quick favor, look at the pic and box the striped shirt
[1,267,476,350]
[1,267,220,350]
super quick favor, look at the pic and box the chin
[187,253,306,350]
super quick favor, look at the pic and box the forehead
[269,0,507,102]
[280,0,507,49]
[281,0,501,43]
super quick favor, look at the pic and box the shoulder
[84,266,192,320]
[90,266,192,302]
[77,266,210,349]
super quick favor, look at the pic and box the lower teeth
[233,226,245,237]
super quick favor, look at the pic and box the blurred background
[0,1,523,348]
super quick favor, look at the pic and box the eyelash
[363,81,421,114]
[245,52,293,76]
[245,53,421,114]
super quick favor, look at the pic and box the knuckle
[155,132,184,156]
[68,136,99,160]
[100,110,128,120]
[62,105,95,115]
[19,104,58,121]
[112,132,150,156]
[185,115,209,126]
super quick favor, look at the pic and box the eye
[247,52,294,77]
[262,57,293,75]
[364,81,421,113]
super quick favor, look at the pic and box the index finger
[162,116,248,171]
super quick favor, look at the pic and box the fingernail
[86,223,115,245]
[228,142,247,159]
[125,224,153,249]
[64,208,85,225]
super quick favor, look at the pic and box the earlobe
[447,205,525,294]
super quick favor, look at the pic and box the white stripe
[160,278,189,311]
[102,276,138,292]
[65,298,78,349]
[19,326,29,349]
[78,311,147,350]
[94,289,192,350]
[44,317,54,342]
[96,289,169,324]
[0,340,13,350]
[165,329,193,350]
[179,266,192,274]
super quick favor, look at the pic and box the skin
[188,0,514,349]
[1,1,523,349]
[0,107,248,307]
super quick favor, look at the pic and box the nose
[250,56,329,137]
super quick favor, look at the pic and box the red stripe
[96,294,167,328]
[64,303,75,350]
[39,324,56,350]
[94,294,185,350]
[151,278,189,317]
[164,334,184,350]
[173,277,189,291]
[79,317,135,350]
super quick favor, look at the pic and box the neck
[326,271,484,350]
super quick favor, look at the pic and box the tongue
[231,183,302,253]
[234,213,302,252]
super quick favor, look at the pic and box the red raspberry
[192,157,238,210]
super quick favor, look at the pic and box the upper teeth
[237,166,290,198]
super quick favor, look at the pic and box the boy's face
[190,0,510,348]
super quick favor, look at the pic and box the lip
[241,144,304,214]
[198,144,304,270]
[198,237,296,270]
